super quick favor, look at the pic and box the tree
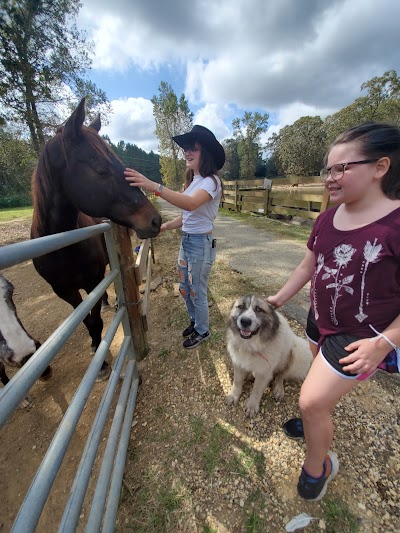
[264,155,279,178]
[268,116,326,176]
[106,137,162,184]
[232,111,269,180]
[0,127,37,204]
[151,81,193,189]
[0,0,111,155]
[323,70,400,144]
[221,138,240,180]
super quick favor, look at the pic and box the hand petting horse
[31,98,162,381]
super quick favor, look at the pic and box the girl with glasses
[125,125,224,349]
[267,122,400,501]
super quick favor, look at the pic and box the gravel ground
[0,217,32,246]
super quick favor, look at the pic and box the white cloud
[101,97,158,152]
[79,0,400,151]
[193,103,233,142]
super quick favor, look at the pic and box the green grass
[189,415,206,444]
[322,498,361,533]
[202,423,231,474]
[0,206,33,221]
[246,511,262,532]
[129,477,188,532]
[158,348,172,358]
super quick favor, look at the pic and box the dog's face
[228,296,279,340]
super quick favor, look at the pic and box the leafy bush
[0,195,32,208]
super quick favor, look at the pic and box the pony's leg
[53,287,110,381]
[101,291,111,310]
[20,340,53,381]
[0,362,8,387]
[85,296,111,381]
[1,362,33,408]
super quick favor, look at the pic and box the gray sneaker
[183,330,210,349]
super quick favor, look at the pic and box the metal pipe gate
[0,222,140,532]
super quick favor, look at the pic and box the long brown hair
[327,122,400,199]
[184,144,224,197]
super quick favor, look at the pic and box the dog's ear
[263,299,277,312]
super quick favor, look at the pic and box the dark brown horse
[31,98,161,380]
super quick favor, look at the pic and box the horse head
[42,98,161,239]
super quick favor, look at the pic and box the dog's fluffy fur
[226,295,312,417]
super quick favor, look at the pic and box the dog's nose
[239,317,252,328]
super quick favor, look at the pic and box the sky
[79,0,400,154]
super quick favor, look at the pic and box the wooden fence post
[111,224,148,360]
[235,180,239,211]
[263,178,272,217]
[320,188,330,213]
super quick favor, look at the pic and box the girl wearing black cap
[124,125,225,349]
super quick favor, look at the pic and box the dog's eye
[237,304,245,309]
[254,306,264,313]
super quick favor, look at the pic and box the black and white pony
[0,274,52,406]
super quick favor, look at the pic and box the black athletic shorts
[305,309,399,380]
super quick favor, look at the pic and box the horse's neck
[52,197,81,233]
[33,178,81,237]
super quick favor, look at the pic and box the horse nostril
[152,215,162,230]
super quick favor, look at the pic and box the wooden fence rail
[221,176,330,220]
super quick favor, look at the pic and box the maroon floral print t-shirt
[307,206,400,338]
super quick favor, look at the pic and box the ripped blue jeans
[178,233,216,335]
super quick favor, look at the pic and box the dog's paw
[272,382,285,402]
[244,398,260,417]
[226,394,240,406]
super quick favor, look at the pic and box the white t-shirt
[182,175,222,234]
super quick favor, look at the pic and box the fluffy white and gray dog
[226,295,312,417]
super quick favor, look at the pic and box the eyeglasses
[182,146,199,153]
[320,159,378,182]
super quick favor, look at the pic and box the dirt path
[160,199,309,325]
[1,213,399,532]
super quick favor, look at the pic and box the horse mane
[31,125,123,235]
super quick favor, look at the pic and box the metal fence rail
[0,222,140,532]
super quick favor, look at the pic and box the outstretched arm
[267,247,314,308]
[161,214,183,231]
[124,168,211,211]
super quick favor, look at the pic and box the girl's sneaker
[182,321,195,337]
[297,451,339,501]
[282,417,304,440]
[183,330,210,349]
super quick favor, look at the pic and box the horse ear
[88,114,101,132]
[64,98,86,141]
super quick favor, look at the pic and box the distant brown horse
[31,98,161,380]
